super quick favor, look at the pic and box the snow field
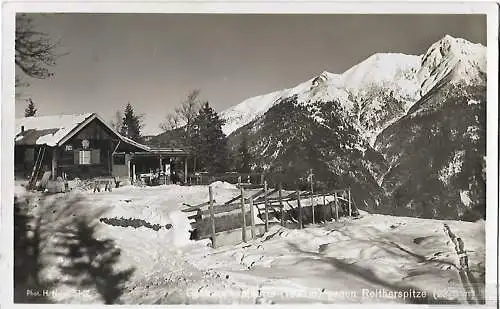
[15,183,485,304]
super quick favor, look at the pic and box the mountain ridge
[221,35,486,147]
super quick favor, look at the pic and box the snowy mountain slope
[370,37,487,220]
[417,35,486,97]
[222,90,285,136]
[341,53,421,104]
[374,81,486,220]
[221,55,421,145]
[228,96,390,212]
[221,35,486,146]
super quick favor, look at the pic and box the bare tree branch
[159,113,181,131]
[160,89,202,132]
[110,110,123,132]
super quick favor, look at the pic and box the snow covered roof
[15,112,151,151]
[16,113,94,146]
[117,133,151,152]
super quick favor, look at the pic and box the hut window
[79,150,91,165]
[113,154,126,165]
[75,149,100,165]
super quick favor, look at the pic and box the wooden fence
[182,181,359,248]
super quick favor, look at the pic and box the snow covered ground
[15,183,486,304]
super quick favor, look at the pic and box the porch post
[126,154,131,179]
[51,148,58,180]
[184,156,188,184]
[108,140,114,176]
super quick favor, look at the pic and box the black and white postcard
[1,1,498,307]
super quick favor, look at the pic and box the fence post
[240,186,247,242]
[457,238,469,269]
[348,187,352,217]
[209,186,216,248]
[297,189,303,229]
[334,192,339,221]
[260,173,264,185]
[250,196,256,239]
[310,172,315,224]
[264,180,269,233]
[279,183,284,227]
[323,193,327,222]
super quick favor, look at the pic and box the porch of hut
[123,148,190,185]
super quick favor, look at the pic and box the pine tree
[237,134,252,173]
[120,103,143,142]
[191,102,229,174]
[24,98,37,117]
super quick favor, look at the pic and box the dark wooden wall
[57,119,118,179]
[14,145,52,179]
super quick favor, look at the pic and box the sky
[15,14,486,135]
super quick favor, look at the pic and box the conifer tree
[24,98,37,117]
[120,103,144,142]
[237,134,252,173]
[190,102,229,174]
